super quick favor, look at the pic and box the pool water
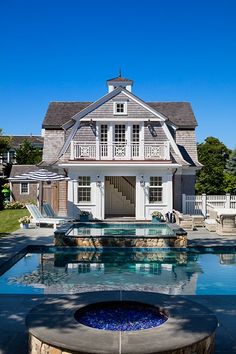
[68,223,175,237]
[0,249,235,295]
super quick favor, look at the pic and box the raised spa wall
[54,223,187,248]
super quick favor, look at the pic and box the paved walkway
[0,226,235,353]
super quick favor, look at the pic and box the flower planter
[152,216,161,223]
[21,223,29,229]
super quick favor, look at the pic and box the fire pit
[74,301,168,331]
[26,291,218,354]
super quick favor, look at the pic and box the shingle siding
[83,92,157,120]
[144,123,168,142]
[43,130,65,162]
[175,129,199,165]
[11,182,38,203]
[73,124,96,142]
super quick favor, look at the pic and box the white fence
[182,194,236,216]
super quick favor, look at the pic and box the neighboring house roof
[42,101,197,129]
[6,136,44,149]
[9,165,40,178]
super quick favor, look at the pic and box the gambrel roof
[42,101,197,129]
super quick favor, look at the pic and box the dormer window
[113,102,127,115]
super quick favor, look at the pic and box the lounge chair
[26,204,68,229]
[173,210,194,230]
[42,202,74,221]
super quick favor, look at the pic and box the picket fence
[182,194,236,216]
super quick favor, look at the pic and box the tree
[0,129,11,155]
[223,173,236,193]
[195,137,230,194]
[223,148,236,193]
[15,139,42,165]
[225,148,236,175]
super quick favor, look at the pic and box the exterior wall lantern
[96,175,102,187]
[140,175,145,187]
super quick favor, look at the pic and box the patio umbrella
[10,168,70,211]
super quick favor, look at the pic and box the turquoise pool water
[0,249,235,295]
[68,223,175,237]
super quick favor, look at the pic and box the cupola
[106,74,133,93]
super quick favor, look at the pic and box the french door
[114,125,127,159]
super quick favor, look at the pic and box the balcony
[70,141,170,161]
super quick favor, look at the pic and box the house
[9,165,67,215]
[9,165,40,203]
[0,135,44,177]
[41,76,201,220]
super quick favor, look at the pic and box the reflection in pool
[0,249,235,295]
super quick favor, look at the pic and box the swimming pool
[0,247,235,295]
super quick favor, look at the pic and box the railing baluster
[71,141,169,160]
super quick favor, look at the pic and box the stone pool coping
[26,291,218,354]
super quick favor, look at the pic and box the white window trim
[113,102,127,115]
[148,177,163,204]
[77,176,92,204]
[20,182,29,195]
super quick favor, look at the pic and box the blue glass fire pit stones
[74,301,168,331]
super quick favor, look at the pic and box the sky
[0,0,235,148]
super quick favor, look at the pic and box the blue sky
[0,0,235,148]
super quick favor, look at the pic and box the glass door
[114,124,127,159]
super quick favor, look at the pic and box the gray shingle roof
[42,102,92,128]
[9,165,40,178]
[42,101,197,129]
[147,102,197,128]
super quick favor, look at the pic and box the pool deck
[0,226,235,353]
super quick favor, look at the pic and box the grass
[0,209,30,235]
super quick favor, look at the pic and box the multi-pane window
[132,125,140,157]
[115,125,126,143]
[149,177,162,203]
[100,125,108,157]
[114,102,127,114]
[20,182,29,194]
[100,125,108,143]
[78,176,91,203]
[132,125,140,142]
[116,103,124,113]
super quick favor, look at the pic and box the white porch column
[95,176,104,220]
[108,124,113,160]
[67,179,77,218]
[96,124,100,160]
[70,141,74,160]
[126,124,131,159]
[140,123,144,159]
[166,173,173,212]
[136,175,146,220]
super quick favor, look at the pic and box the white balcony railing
[70,141,170,161]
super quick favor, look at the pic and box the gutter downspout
[172,168,178,211]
